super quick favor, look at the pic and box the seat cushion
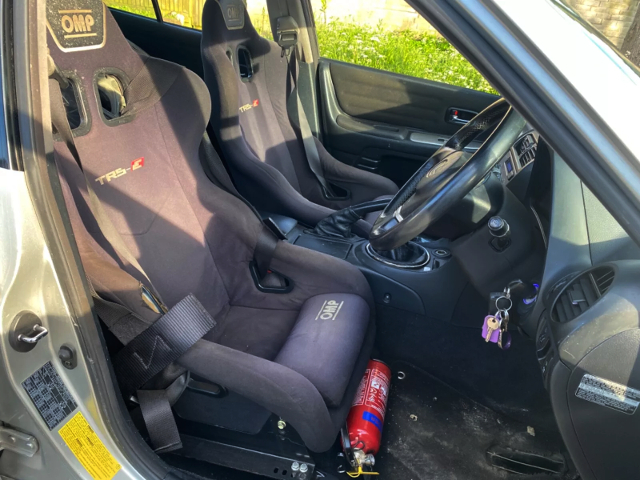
[275,293,370,407]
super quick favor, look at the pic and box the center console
[273,218,468,320]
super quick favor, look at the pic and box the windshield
[554,0,640,76]
[495,0,640,160]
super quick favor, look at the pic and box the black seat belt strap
[278,25,335,198]
[113,294,215,397]
[91,289,214,453]
[137,389,182,453]
[254,224,279,279]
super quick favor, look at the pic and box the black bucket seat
[201,0,399,232]
[48,6,374,453]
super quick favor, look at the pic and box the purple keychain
[482,315,501,343]
[482,290,513,349]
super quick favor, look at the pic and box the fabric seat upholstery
[48,9,374,453]
[275,293,370,407]
[201,0,398,233]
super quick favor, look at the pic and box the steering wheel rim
[369,99,526,251]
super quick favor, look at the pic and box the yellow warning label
[59,411,121,480]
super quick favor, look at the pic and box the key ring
[496,309,510,324]
[495,295,512,314]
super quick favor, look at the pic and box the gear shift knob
[488,216,511,251]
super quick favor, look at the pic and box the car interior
[38,0,640,479]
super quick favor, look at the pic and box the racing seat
[201,0,399,232]
[47,7,374,454]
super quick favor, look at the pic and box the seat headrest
[215,0,247,30]
[46,0,107,53]
[46,0,198,129]
[203,0,265,48]
[47,0,145,83]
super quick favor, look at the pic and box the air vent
[514,134,537,169]
[552,266,614,323]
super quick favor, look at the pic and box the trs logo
[239,99,260,113]
[95,157,144,186]
[315,300,345,321]
[59,10,96,38]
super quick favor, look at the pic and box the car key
[496,310,512,350]
[482,315,501,343]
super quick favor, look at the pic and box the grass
[103,2,157,20]
[104,2,497,95]
[315,21,497,94]
[251,12,497,95]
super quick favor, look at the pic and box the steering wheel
[369,99,526,251]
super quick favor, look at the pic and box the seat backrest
[201,0,326,204]
[48,2,268,327]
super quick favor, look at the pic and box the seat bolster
[178,339,336,452]
[314,138,399,204]
[275,294,370,407]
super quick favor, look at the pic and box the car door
[313,7,500,187]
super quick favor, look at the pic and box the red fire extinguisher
[344,359,391,473]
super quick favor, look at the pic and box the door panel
[319,59,499,186]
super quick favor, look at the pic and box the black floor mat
[372,362,576,480]
[375,304,557,433]
[164,362,576,480]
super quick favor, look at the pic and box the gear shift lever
[313,199,391,239]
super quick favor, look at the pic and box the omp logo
[426,157,451,178]
[239,99,260,113]
[315,300,344,321]
[95,157,145,185]
[227,5,241,21]
[59,9,96,39]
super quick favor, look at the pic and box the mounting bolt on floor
[277,419,286,430]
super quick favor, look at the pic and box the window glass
[312,0,497,94]
[103,0,157,21]
[136,0,273,38]
[246,0,273,40]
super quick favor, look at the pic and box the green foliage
[106,2,497,95]
[316,21,498,94]
[104,2,156,20]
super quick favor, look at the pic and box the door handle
[446,108,477,125]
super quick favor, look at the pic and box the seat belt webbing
[285,47,336,198]
[113,294,215,396]
[137,390,182,453]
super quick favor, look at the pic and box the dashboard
[491,128,539,185]
[520,141,640,480]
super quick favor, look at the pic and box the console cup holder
[366,241,430,269]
